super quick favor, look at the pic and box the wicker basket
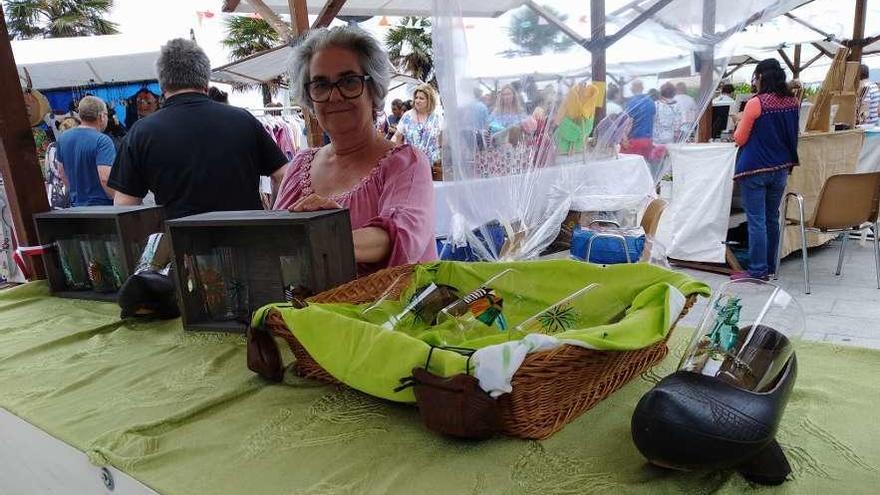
[265,264,695,439]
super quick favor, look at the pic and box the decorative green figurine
[708,296,742,353]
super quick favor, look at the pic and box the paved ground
[677,236,880,350]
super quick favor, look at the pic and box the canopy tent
[12,35,160,91]
[211,45,292,86]
[210,43,423,88]
[222,0,524,17]
[214,0,872,88]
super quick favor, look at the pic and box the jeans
[739,169,789,277]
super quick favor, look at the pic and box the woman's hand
[288,193,341,212]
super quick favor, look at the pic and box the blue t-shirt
[56,127,116,206]
[625,94,657,139]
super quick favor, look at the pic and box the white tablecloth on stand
[656,143,737,263]
[857,128,880,172]
[433,154,655,236]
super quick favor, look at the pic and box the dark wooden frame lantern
[166,209,356,333]
[33,206,166,302]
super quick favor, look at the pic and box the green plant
[733,82,753,95]
[4,0,118,39]
[221,15,283,105]
[385,16,434,86]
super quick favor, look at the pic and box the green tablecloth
[0,282,878,494]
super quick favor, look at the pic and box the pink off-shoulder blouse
[273,144,438,276]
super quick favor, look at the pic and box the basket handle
[246,307,285,382]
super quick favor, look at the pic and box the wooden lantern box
[34,206,166,302]
[165,209,356,333]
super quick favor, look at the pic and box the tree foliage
[4,0,119,40]
[385,16,434,86]
[221,15,283,105]
[505,5,574,57]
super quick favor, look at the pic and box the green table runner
[0,282,877,494]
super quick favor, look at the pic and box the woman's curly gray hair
[289,26,392,114]
[156,38,211,92]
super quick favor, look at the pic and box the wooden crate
[34,206,166,301]
[166,209,356,333]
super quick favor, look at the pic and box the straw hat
[23,89,50,127]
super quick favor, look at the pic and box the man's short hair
[78,96,107,122]
[156,38,211,92]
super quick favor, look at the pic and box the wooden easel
[805,47,860,132]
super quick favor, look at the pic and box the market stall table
[433,154,655,237]
[781,129,866,258]
[1,283,879,494]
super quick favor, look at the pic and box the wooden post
[289,0,326,148]
[697,0,716,143]
[289,0,309,35]
[591,0,606,124]
[312,0,347,29]
[793,44,802,80]
[245,0,292,39]
[0,8,49,278]
[850,0,867,63]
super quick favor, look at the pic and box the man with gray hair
[109,38,288,219]
[55,95,116,206]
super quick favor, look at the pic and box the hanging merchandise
[252,109,307,161]
[251,108,307,207]
[631,279,803,486]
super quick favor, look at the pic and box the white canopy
[225,0,524,18]
[212,45,292,85]
[210,43,424,90]
[12,35,160,90]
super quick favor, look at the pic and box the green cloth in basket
[256,260,710,403]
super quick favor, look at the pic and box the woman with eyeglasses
[730,59,800,281]
[393,84,443,165]
[273,26,437,275]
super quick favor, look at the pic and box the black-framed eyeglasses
[305,74,372,103]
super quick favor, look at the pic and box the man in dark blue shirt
[56,96,116,206]
[109,39,287,219]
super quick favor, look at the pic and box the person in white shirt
[674,82,698,124]
[606,84,623,115]
[713,83,737,133]
[713,83,736,105]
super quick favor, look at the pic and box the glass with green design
[512,283,627,339]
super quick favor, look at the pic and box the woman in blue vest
[732,59,800,280]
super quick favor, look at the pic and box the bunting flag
[195,10,216,27]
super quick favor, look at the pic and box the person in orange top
[731,59,800,281]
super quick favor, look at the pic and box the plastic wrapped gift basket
[252,260,708,439]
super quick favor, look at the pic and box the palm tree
[385,16,434,86]
[221,15,282,105]
[4,0,119,40]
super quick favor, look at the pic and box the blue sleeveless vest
[735,94,800,179]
